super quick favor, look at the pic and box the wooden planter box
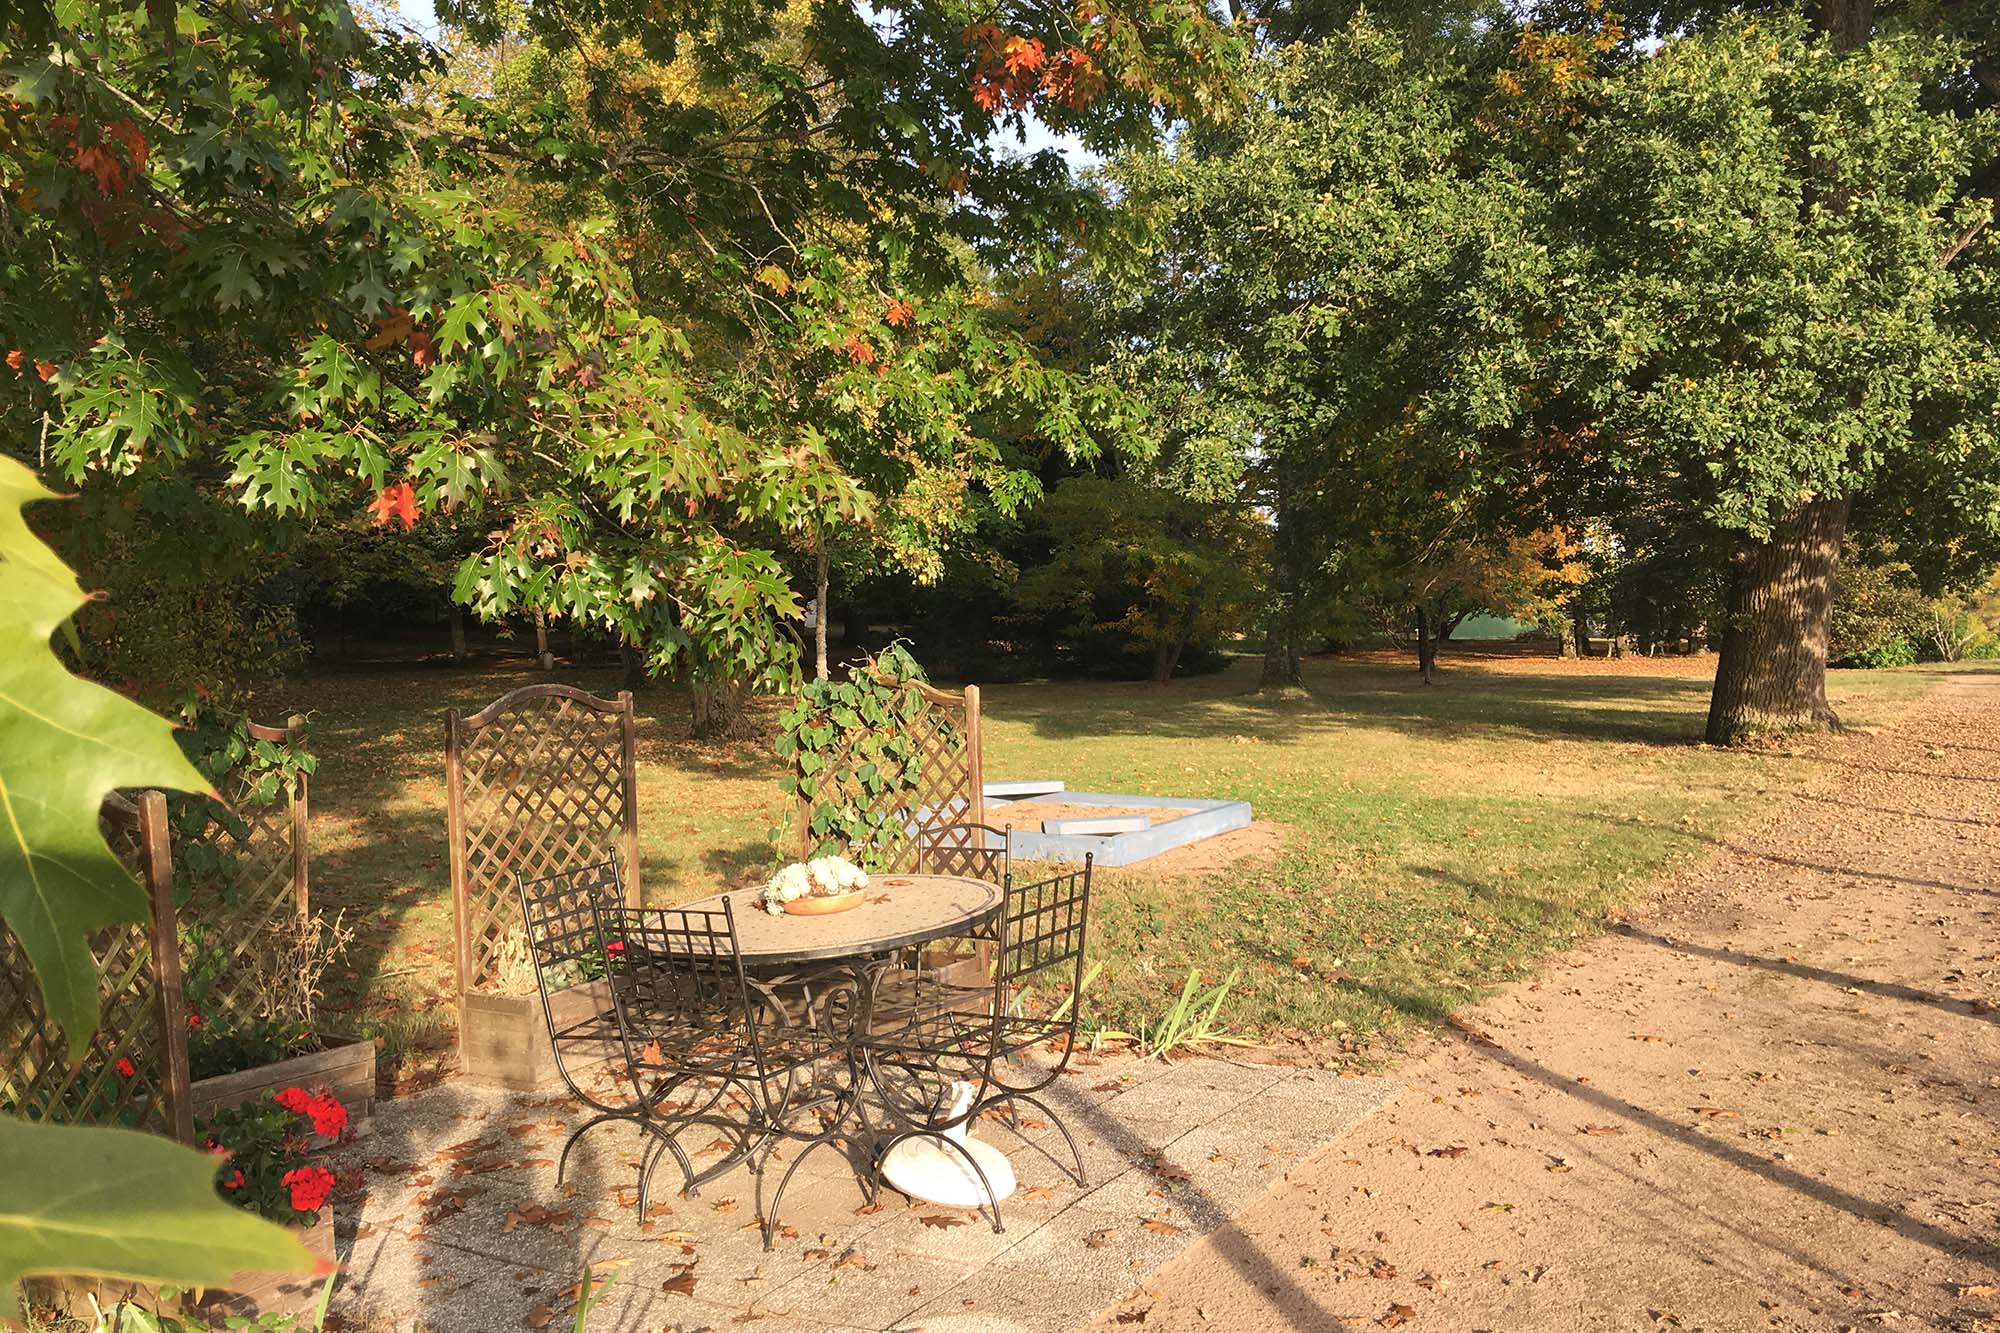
[190,1036,376,1134]
[461,980,622,1091]
[192,1207,336,1325]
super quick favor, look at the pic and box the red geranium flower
[280,1166,335,1213]
[222,1169,244,1190]
[273,1086,313,1115]
[306,1093,348,1139]
[187,1011,202,1029]
[605,940,625,955]
[115,1057,136,1078]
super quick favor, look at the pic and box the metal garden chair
[591,896,843,1215]
[914,820,1012,884]
[511,861,652,1192]
[860,856,1094,1232]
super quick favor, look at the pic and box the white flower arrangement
[760,855,869,914]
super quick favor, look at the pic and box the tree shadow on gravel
[1438,1026,2000,1271]
[1615,925,2000,1027]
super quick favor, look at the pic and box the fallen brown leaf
[1085,1228,1120,1248]
[1142,1215,1184,1237]
[1578,1124,1623,1137]
[1380,1303,1417,1328]
[919,1214,970,1229]
[661,1265,698,1297]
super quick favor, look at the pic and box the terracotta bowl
[783,889,866,916]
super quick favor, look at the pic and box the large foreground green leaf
[0,1117,317,1321]
[0,457,208,1050]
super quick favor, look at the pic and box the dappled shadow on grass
[989,657,1717,750]
[266,661,787,1049]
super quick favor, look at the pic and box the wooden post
[963,684,984,828]
[287,714,310,916]
[137,791,196,1146]
[617,690,640,907]
[445,709,469,1002]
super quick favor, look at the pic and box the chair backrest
[590,900,762,1077]
[994,856,1093,1013]
[915,821,1012,885]
[512,860,625,1102]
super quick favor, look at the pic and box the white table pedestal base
[879,1081,1018,1207]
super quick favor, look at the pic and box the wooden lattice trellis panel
[0,790,193,1143]
[447,685,640,995]
[176,717,311,1026]
[795,680,984,874]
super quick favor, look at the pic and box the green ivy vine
[166,705,317,910]
[771,643,961,872]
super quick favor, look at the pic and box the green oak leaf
[0,457,209,1051]
[0,1118,316,1321]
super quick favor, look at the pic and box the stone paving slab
[325,1056,1396,1331]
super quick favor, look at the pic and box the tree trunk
[1415,606,1437,685]
[689,678,752,741]
[533,614,554,671]
[813,529,830,683]
[1259,620,1301,688]
[1571,603,1589,658]
[1813,0,1873,50]
[1151,600,1200,684]
[618,640,645,691]
[449,604,467,663]
[1704,496,1852,745]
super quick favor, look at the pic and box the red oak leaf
[34,361,57,382]
[1001,35,1046,75]
[842,333,876,365]
[5,350,22,372]
[409,329,437,369]
[885,298,915,327]
[370,482,420,531]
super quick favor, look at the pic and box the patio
[328,1055,1396,1331]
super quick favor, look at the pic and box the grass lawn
[261,649,1936,1072]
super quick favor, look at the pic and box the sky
[387,0,1096,167]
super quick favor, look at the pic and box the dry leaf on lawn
[919,1214,969,1229]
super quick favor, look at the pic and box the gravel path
[1093,671,2000,1332]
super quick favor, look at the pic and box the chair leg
[556,1111,635,1188]
[978,1090,1086,1186]
[761,1132,842,1252]
[636,1128,696,1217]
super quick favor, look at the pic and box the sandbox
[980,782,1253,867]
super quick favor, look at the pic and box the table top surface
[676,873,1003,964]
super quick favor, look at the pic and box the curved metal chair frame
[592,898,849,1217]
[914,821,1012,885]
[859,856,1094,1234]
[512,862,652,1192]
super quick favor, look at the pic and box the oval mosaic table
[678,873,1002,965]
